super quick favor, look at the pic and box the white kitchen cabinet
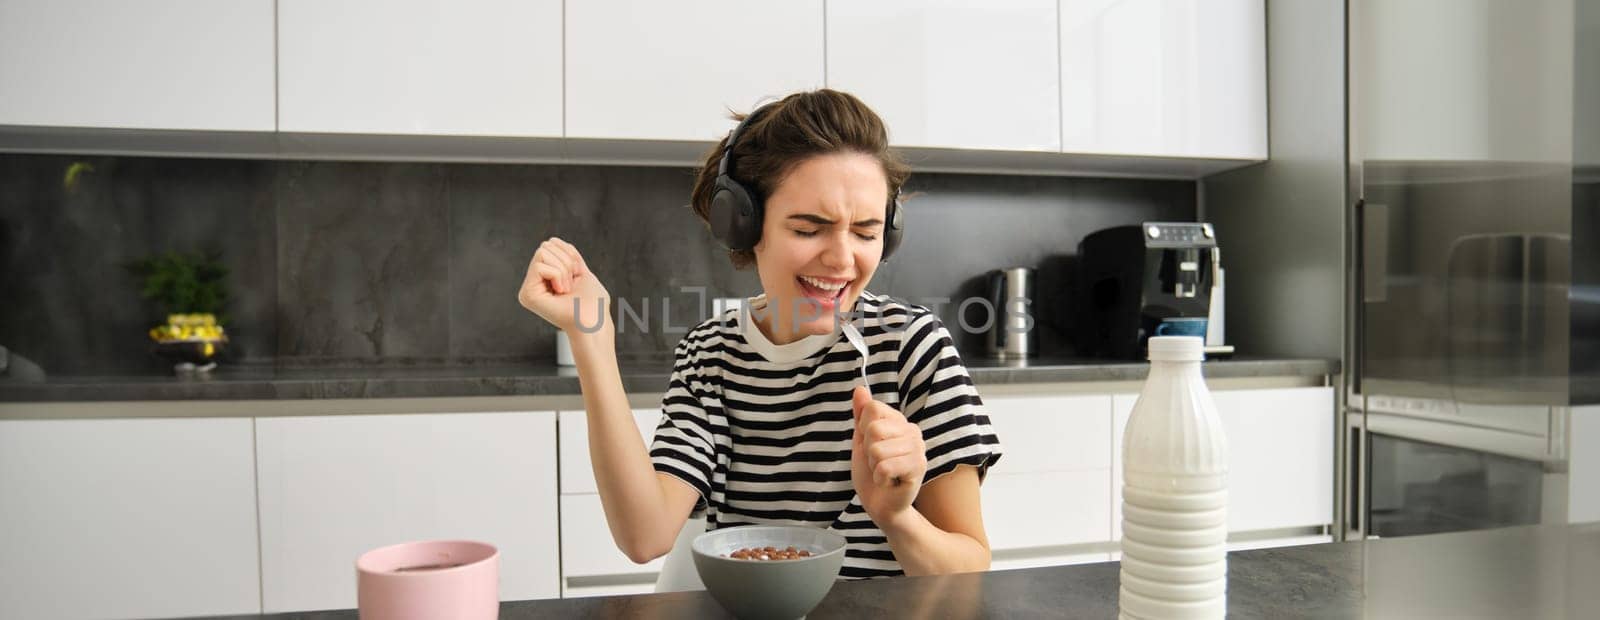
[0,0,275,131]
[564,0,825,141]
[556,409,673,596]
[983,394,1112,473]
[556,409,670,597]
[559,494,663,597]
[1112,386,1335,539]
[980,394,1113,565]
[0,0,1269,176]
[991,549,1112,572]
[558,409,662,495]
[0,418,261,620]
[983,470,1112,551]
[826,0,1060,152]
[255,411,559,613]
[277,0,562,136]
[1208,387,1335,532]
[1059,0,1266,159]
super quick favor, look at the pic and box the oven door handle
[1363,411,1565,465]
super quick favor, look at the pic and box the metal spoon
[841,322,903,487]
[840,322,870,388]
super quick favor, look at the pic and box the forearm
[570,330,683,562]
[880,507,992,576]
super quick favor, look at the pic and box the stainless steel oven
[1348,400,1570,539]
[1366,432,1545,537]
[1345,170,1579,538]
[1346,180,1579,538]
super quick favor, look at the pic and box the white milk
[1119,336,1229,620]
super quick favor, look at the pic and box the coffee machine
[1077,222,1231,359]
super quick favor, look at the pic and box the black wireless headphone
[707,102,905,260]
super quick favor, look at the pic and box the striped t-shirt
[650,290,1003,578]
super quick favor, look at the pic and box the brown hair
[690,89,911,269]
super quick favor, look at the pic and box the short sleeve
[650,338,719,504]
[896,312,1003,482]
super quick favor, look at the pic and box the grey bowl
[691,525,847,620]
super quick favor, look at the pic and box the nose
[820,230,853,271]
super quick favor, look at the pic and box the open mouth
[796,275,851,309]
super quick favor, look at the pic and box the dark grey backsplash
[0,154,1193,374]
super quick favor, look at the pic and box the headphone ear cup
[880,198,905,260]
[709,176,763,251]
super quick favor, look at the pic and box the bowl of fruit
[149,313,228,373]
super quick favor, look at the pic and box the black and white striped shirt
[650,291,1003,578]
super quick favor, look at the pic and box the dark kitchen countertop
[0,357,1337,403]
[193,522,1598,619]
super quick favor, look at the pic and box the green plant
[124,250,231,323]
[62,161,95,193]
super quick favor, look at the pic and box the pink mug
[356,540,499,620]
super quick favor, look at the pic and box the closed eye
[793,229,875,241]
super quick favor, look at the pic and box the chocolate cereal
[722,545,813,561]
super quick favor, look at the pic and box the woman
[518,89,1001,578]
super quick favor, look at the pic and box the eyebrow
[786,213,884,227]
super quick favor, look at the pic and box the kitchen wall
[0,154,1194,374]
[1202,0,1347,363]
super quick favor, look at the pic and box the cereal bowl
[691,525,847,620]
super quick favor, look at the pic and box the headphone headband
[717,101,777,182]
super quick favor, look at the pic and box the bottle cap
[1147,336,1205,362]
